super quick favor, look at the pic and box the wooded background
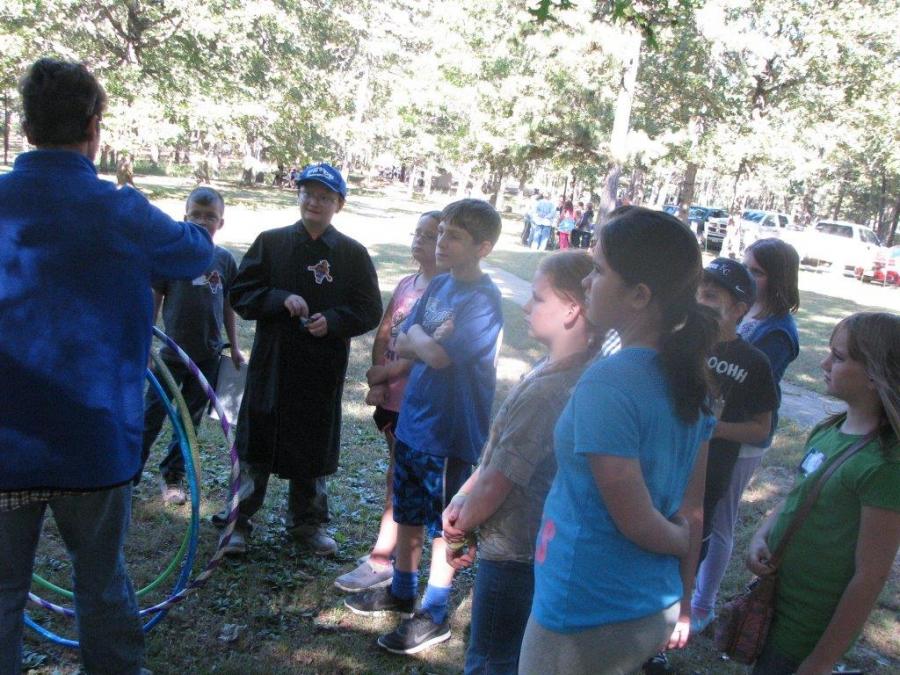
[2,0,897,242]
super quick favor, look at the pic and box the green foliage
[1,0,897,229]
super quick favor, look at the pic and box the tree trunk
[456,164,471,197]
[599,164,621,225]
[887,194,900,247]
[99,145,110,173]
[598,29,642,225]
[677,162,698,223]
[494,172,506,211]
[630,168,645,205]
[407,163,418,198]
[875,169,888,240]
[730,158,747,212]
[2,92,9,165]
[832,182,846,220]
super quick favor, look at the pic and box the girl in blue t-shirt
[692,237,801,627]
[441,251,598,675]
[519,206,718,675]
[747,312,900,675]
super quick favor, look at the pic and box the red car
[856,245,900,285]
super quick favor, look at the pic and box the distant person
[333,211,442,592]
[748,313,900,675]
[691,238,801,625]
[222,163,382,556]
[556,200,575,249]
[529,193,557,251]
[346,200,504,656]
[573,202,594,249]
[442,251,598,674]
[141,186,244,506]
[0,58,213,674]
[521,192,540,246]
[519,207,717,675]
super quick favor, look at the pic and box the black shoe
[344,586,415,619]
[377,610,451,655]
[211,508,228,528]
[642,652,675,674]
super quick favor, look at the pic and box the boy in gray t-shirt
[141,187,244,504]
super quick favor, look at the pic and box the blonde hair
[831,312,900,451]
[537,250,602,354]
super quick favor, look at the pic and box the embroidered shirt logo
[192,270,223,294]
[307,259,333,284]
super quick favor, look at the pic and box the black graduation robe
[229,221,382,478]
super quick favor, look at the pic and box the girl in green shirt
[747,312,900,675]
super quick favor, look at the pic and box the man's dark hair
[19,58,107,146]
[441,199,501,246]
[187,186,225,211]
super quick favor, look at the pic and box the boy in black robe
[224,163,382,556]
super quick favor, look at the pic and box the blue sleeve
[439,291,503,365]
[572,376,640,458]
[125,189,213,281]
[753,331,795,385]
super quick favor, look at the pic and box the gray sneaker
[290,528,337,556]
[334,559,394,593]
[219,529,247,556]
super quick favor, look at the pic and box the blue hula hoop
[24,367,201,645]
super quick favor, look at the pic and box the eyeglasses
[299,191,339,205]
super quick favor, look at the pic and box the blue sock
[391,569,418,600]
[420,583,452,623]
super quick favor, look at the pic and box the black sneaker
[344,586,415,619]
[642,652,675,674]
[377,610,451,655]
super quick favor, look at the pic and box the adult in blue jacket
[0,59,213,674]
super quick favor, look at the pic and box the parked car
[734,209,806,257]
[803,220,882,275]
[855,245,900,285]
[688,206,729,248]
[662,204,679,216]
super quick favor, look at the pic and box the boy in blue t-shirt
[346,199,504,654]
[141,187,244,504]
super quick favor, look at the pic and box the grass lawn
[22,176,899,673]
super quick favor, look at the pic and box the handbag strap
[769,430,878,568]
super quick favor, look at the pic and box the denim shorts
[392,439,471,537]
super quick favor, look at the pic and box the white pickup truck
[727,210,807,257]
[802,220,883,275]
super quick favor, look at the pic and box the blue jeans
[465,558,534,675]
[0,485,144,674]
[529,225,552,251]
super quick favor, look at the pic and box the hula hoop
[26,327,243,646]
[30,358,196,600]
[25,368,201,643]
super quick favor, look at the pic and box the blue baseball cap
[703,257,756,305]
[298,163,347,199]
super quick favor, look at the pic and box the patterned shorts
[392,440,471,538]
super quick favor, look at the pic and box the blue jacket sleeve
[127,189,213,281]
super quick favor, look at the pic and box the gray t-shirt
[478,351,592,562]
[154,245,238,363]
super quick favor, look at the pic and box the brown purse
[714,431,876,664]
